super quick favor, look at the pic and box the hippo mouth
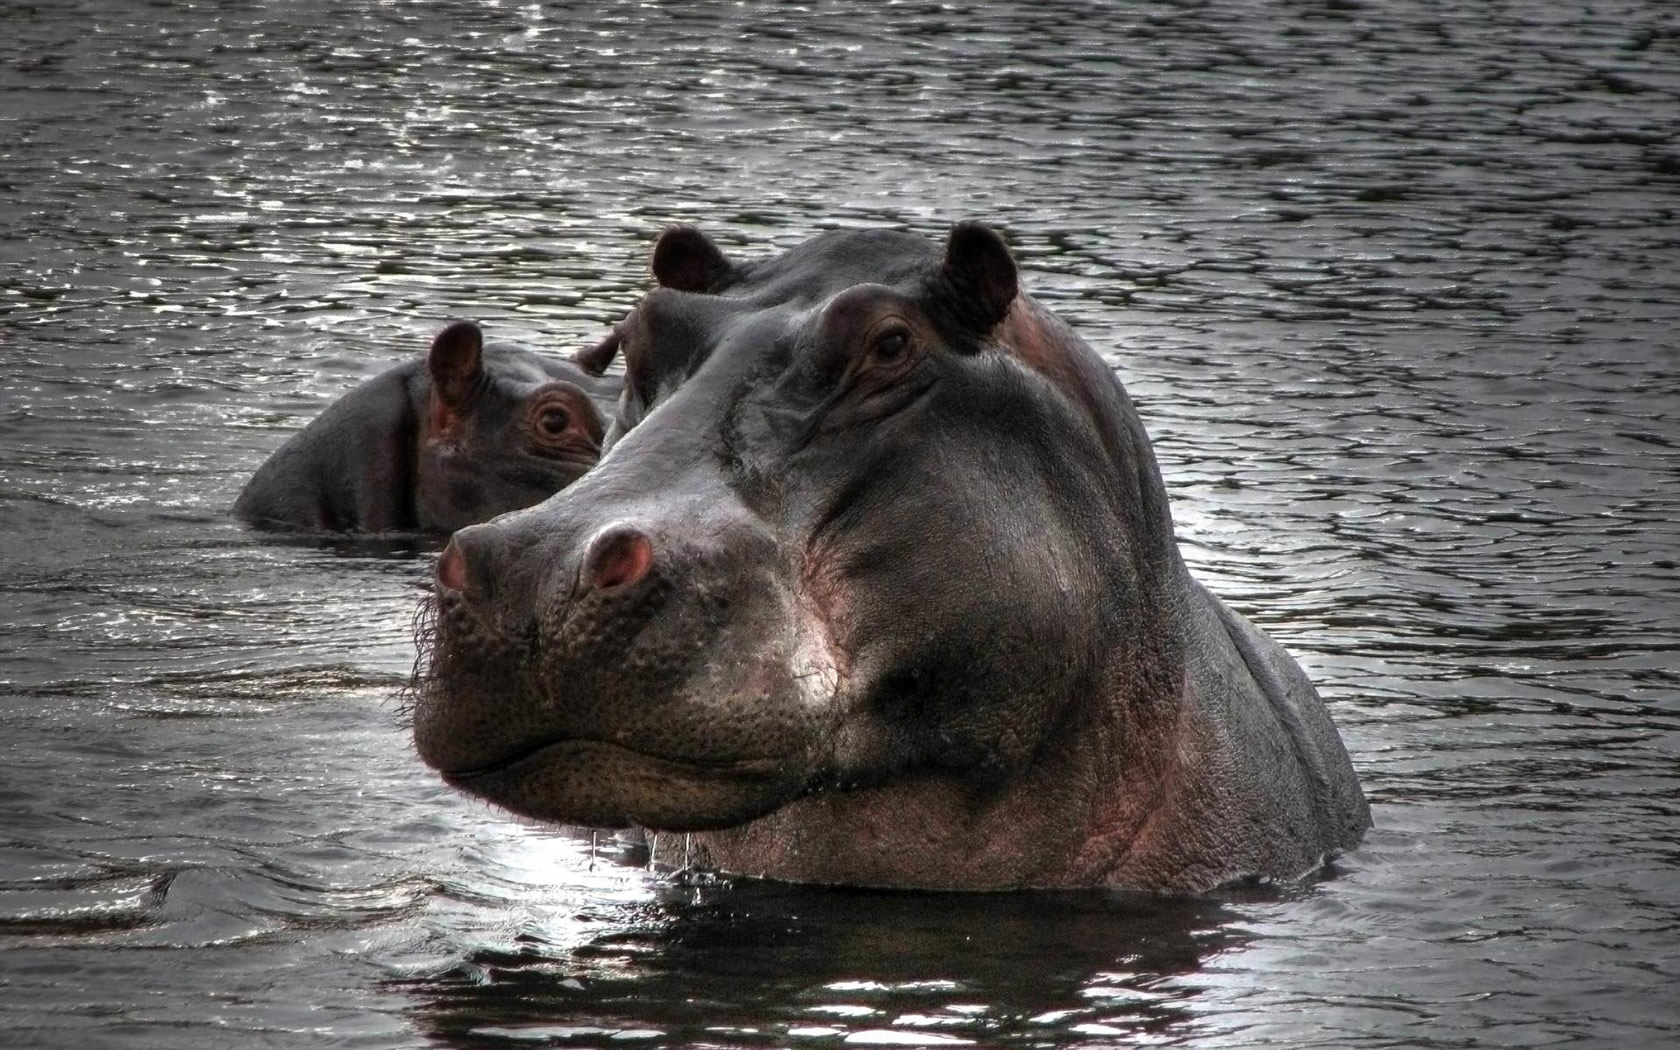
[435,736,808,832]
[443,735,791,783]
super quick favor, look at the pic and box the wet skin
[235,322,618,534]
[410,226,1371,892]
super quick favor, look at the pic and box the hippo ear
[574,328,621,377]
[428,320,484,406]
[939,221,1018,330]
[652,225,733,292]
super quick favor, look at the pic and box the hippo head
[410,224,1192,880]
[415,322,607,534]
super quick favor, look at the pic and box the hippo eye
[525,387,604,457]
[868,327,912,366]
[538,407,571,436]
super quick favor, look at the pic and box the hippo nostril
[581,525,655,594]
[436,539,469,594]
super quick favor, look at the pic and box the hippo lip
[436,736,806,831]
[439,736,789,784]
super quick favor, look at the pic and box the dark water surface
[3,1,1677,1047]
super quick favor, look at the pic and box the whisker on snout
[393,588,443,730]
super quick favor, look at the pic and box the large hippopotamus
[409,224,1370,893]
[236,322,617,534]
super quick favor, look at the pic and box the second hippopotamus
[409,225,1371,893]
[235,322,618,534]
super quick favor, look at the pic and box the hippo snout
[412,492,823,831]
[434,519,656,609]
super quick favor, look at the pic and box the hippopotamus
[235,322,617,534]
[408,224,1371,893]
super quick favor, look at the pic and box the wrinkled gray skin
[235,322,618,534]
[411,225,1370,893]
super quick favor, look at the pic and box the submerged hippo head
[410,225,1369,892]
[235,321,615,535]
[414,321,608,534]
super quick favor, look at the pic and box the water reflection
[399,846,1249,1048]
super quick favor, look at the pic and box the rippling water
[3,1,1677,1047]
